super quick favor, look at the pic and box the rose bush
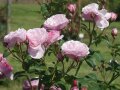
[0,0,120,90]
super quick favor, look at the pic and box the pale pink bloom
[23,79,44,90]
[44,14,69,30]
[111,28,118,36]
[28,45,45,59]
[82,3,109,29]
[61,40,89,60]
[67,3,76,13]
[27,28,48,47]
[45,31,63,46]
[0,53,13,80]
[4,28,26,48]
[27,28,48,59]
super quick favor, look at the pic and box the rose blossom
[45,30,63,46]
[44,14,69,30]
[0,53,13,80]
[82,3,109,29]
[49,85,62,90]
[61,40,89,60]
[4,28,26,48]
[27,28,48,59]
[23,79,44,90]
[67,3,76,13]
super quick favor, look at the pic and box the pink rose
[27,28,48,59]
[23,79,44,90]
[45,31,63,46]
[67,3,76,13]
[0,53,13,80]
[27,28,48,47]
[49,85,62,90]
[4,28,26,48]
[61,40,89,60]
[82,3,109,29]
[28,45,45,59]
[44,14,69,30]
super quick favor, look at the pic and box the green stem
[50,62,58,83]
[65,61,75,74]
[8,48,23,63]
[62,61,65,76]
[38,74,41,90]
[75,61,82,76]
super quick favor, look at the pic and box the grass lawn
[0,3,120,90]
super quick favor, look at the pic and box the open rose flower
[27,28,48,59]
[0,53,13,80]
[45,30,63,47]
[4,28,26,48]
[23,79,44,90]
[61,40,89,60]
[82,3,109,29]
[44,14,69,30]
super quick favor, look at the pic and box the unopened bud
[70,80,79,90]
[67,3,76,13]
[57,52,64,61]
[110,12,117,21]
[111,28,118,38]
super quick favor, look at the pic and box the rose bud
[67,3,76,13]
[111,28,118,38]
[57,52,64,61]
[110,12,117,21]
[70,80,79,90]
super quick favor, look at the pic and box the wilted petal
[44,14,69,30]
[28,45,45,59]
